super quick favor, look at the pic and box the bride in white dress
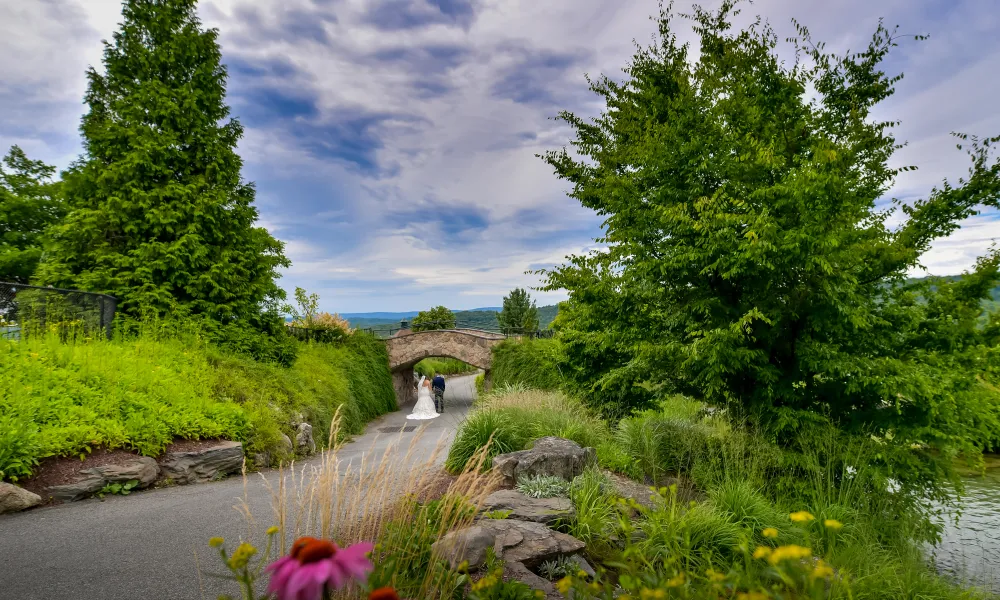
[407,375,440,420]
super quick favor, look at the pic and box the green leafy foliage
[491,338,565,391]
[0,146,65,283]
[97,479,140,498]
[36,0,289,323]
[411,306,457,332]
[0,324,395,481]
[497,288,540,334]
[540,1,1000,476]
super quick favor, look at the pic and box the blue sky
[1,0,998,313]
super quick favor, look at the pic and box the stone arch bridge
[384,328,506,405]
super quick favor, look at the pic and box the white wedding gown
[407,376,440,420]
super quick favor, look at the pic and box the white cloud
[2,0,998,311]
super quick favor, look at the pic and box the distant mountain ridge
[340,305,559,330]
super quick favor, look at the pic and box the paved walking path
[0,374,477,600]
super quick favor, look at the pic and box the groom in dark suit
[432,374,446,413]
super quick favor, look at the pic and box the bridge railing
[364,319,555,340]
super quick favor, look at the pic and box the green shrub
[0,325,396,481]
[444,409,529,473]
[567,468,618,550]
[491,338,564,390]
[445,388,608,473]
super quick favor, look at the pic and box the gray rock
[431,525,495,570]
[83,457,159,487]
[252,452,271,469]
[159,441,244,484]
[46,474,106,502]
[479,518,585,567]
[46,457,160,502]
[0,482,42,514]
[295,423,316,455]
[568,554,596,578]
[481,489,575,525]
[492,437,596,487]
[505,560,560,600]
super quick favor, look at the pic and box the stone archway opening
[383,329,505,406]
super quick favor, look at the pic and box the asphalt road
[0,373,477,600]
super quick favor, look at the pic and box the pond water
[928,461,1000,594]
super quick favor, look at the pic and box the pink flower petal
[285,564,326,600]
[266,558,299,597]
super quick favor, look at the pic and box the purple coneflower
[266,536,374,600]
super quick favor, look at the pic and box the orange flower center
[291,538,338,564]
[369,587,400,600]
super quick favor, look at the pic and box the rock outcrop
[491,437,595,487]
[295,423,316,455]
[431,525,496,570]
[479,518,585,566]
[158,441,243,484]
[0,482,42,514]
[47,457,160,502]
[481,489,575,525]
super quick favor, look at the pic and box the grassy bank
[445,385,988,599]
[414,357,476,378]
[0,325,396,482]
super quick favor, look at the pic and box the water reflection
[928,463,1000,594]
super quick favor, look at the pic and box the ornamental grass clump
[207,407,502,600]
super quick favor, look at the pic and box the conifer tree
[498,287,539,334]
[37,0,289,321]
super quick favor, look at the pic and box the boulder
[0,482,42,514]
[481,489,575,525]
[159,441,244,484]
[505,560,559,600]
[252,452,271,469]
[431,525,496,570]
[46,474,105,502]
[568,554,596,578]
[491,437,595,487]
[295,423,316,455]
[46,457,160,502]
[479,518,585,567]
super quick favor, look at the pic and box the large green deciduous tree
[541,2,1000,455]
[498,287,540,334]
[36,0,288,322]
[0,146,65,284]
[412,306,456,332]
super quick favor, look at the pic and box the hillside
[344,304,560,332]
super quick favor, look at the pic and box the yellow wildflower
[767,544,812,566]
[588,581,602,592]
[208,537,225,548]
[761,527,779,539]
[266,526,279,536]
[577,570,588,578]
[737,592,770,600]
[706,569,727,582]
[789,511,815,523]
[752,546,772,560]
[535,591,545,599]
[227,543,257,570]
[812,560,835,579]
[823,519,843,531]
[666,573,685,587]
[556,576,572,595]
